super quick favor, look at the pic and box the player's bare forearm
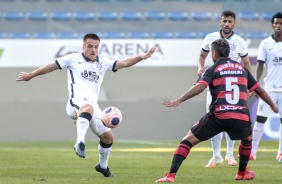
[241,56,252,74]
[162,83,206,110]
[178,83,206,103]
[255,61,264,82]
[197,50,208,76]
[16,62,58,81]
[255,85,279,113]
[115,47,156,69]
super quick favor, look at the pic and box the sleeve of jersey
[202,35,211,52]
[238,38,248,57]
[55,54,72,70]
[195,69,212,87]
[257,41,266,62]
[247,71,260,92]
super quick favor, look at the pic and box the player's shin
[98,141,113,169]
[238,139,252,173]
[169,140,193,174]
[76,112,92,143]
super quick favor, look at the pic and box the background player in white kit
[197,10,253,167]
[16,33,156,177]
[251,12,282,163]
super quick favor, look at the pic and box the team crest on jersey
[95,62,103,70]
[229,43,237,51]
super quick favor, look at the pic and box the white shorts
[257,91,282,117]
[66,97,110,136]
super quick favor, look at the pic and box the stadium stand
[238,11,260,20]
[9,32,32,39]
[246,31,269,39]
[0,0,281,39]
[127,31,150,38]
[33,32,56,39]
[73,12,95,21]
[27,12,48,21]
[57,32,79,38]
[103,31,127,38]
[151,31,174,39]
[175,31,197,38]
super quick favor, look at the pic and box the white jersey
[257,35,282,91]
[202,31,248,66]
[56,53,116,102]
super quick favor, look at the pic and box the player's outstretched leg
[95,141,113,177]
[156,140,193,183]
[235,139,255,180]
[74,141,85,158]
[205,133,224,168]
[74,112,92,158]
[224,132,237,166]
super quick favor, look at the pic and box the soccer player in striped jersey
[156,39,278,182]
[197,10,253,168]
[16,33,156,177]
[251,12,282,163]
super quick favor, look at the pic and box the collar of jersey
[82,53,99,63]
[220,30,234,39]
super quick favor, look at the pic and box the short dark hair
[221,10,236,20]
[271,12,282,24]
[83,33,100,43]
[211,39,230,58]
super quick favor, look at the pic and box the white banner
[0,39,258,67]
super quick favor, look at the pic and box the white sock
[76,117,89,144]
[225,132,235,155]
[252,122,265,155]
[98,144,112,169]
[278,124,282,154]
[211,132,223,157]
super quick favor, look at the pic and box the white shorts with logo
[257,91,282,117]
[66,97,110,136]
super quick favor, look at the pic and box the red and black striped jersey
[199,58,259,121]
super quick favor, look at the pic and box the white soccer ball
[101,106,122,128]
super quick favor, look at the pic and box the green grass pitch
[0,140,281,184]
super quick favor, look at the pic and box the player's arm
[255,60,264,82]
[162,82,206,109]
[254,85,279,113]
[197,49,209,77]
[16,62,59,81]
[114,47,156,70]
[240,55,252,74]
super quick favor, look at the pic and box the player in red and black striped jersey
[156,39,278,182]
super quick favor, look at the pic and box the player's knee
[80,103,94,115]
[256,115,267,123]
[99,140,113,148]
[79,112,92,122]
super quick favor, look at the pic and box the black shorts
[190,112,252,141]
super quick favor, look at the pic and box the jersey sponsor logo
[81,70,100,83]
[273,85,282,89]
[216,104,245,111]
[215,63,243,72]
[219,70,243,75]
[273,57,282,66]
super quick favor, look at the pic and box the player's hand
[141,47,156,60]
[162,99,181,110]
[271,104,279,114]
[16,72,32,81]
[197,68,205,77]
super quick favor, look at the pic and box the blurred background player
[16,33,156,177]
[251,12,282,163]
[197,10,253,167]
[156,38,278,183]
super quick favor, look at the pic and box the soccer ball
[101,106,122,128]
